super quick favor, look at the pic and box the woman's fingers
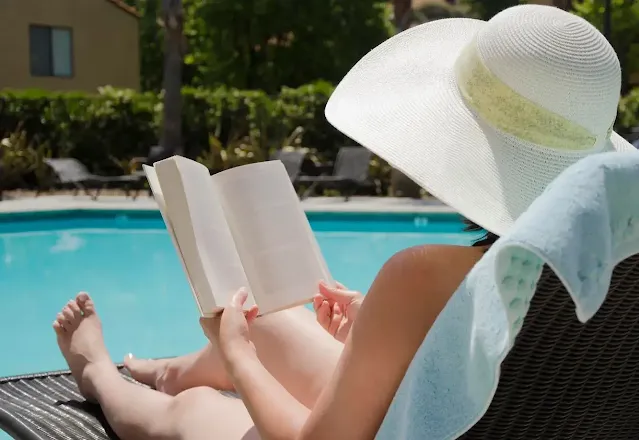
[230,288,249,309]
[327,303,343,336]
[246,304,259,323]
[316,300,332,330]
[312,295,323,312]
[319,281,360,304]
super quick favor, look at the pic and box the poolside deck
[0,194,456,215]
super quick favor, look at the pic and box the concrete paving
[0,194,456,215]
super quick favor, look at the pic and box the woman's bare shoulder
[383,244,484,291]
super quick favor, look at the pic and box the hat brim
[326,18,635,236]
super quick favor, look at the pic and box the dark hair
[463,218,500,248]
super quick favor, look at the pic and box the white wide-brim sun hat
[326,4,636,236]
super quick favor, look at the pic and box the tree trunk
[161,0,184,156]
[553,0,572,10]
[393,0,413,31]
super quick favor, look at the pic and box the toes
[123,353,134,367]
[76,292,95,316]
[67,300,82,319]
[56,313,67,331]
[62,305,77,328]
[53,320,65,334]
[54,293,97,335]
[123,353,143,373]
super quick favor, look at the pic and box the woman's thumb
[319,281,360,303]
[231,288,249,309]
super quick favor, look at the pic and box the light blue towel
[376,151,639,439]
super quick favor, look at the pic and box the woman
[52,5,636,440]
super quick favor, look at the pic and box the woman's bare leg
[54,293,258,440]
[125,306,341,408]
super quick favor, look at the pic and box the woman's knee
[162,387,223,438]
[170,387,222,418]
[169,387,256,439]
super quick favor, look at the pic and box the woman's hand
[313,281,364,343]
[199,288,260,367]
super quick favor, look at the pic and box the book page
[212,160,333,315]
[153,157,254,317]
[143,165,202,314]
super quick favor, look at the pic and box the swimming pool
[0,209,474,379]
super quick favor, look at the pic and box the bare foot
[124,355,176,393]
[53,292,117,401]
[124,347,235,396]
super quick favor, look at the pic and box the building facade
[0,0,140,92]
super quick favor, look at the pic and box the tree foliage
[123,0,164,91]
[573,0,639,93]
[126,0,392,93]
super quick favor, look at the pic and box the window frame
[29,24,75,79]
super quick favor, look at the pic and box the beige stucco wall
[0,0,140,92]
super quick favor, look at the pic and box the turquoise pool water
[0,210,473,379]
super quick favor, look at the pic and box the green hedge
[0,81,350,175]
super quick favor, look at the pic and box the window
[29,25,73,78]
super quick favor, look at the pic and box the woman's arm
[226,350,310,439]
[225,245,482,440]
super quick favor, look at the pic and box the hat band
[454,39,599,151]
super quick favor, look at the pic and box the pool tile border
[0,195,457,217]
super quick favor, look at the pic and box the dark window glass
[30,26,52,77]
[29,25,73,77]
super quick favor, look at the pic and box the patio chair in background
[296,146,375,200]
[43,158,144,200]
[270,149,306,181]
[1,154,639,440]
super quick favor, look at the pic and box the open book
[143,156,333,317]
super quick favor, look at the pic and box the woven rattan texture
[462,253,639,439]
[0,366,135,439]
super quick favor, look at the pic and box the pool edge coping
[0,196,458,219]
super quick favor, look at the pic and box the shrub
[618,87,639,136]
[0,128,52,190]
[0,82,351,178]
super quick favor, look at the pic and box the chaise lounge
[43,158,145,200]
[296,146,375,200]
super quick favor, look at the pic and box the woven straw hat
[325,5,636,236]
